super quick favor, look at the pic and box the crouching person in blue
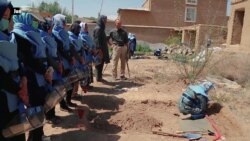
[178,81,214,120]
[0,1,28,141]
[12,13,53,141]
[52,14,77,111]
[38,17,63,124]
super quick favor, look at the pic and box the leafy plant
[165,35,182,46]
[37,1,76,23]
[172,48,213,83]
[136,43,152,53]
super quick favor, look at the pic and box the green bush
[165,36,181,46]
[136,43,152,53]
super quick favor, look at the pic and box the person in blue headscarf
[79,22,95,88]
[128,33,136,58]
[178,81,214,120]
[0,1,27,141]
[12,12,52,141]
[67,22,85,106]
[52,14,77,111]
[38,17,63,124]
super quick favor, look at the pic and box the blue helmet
[200,81,214,93]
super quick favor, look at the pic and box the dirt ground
[44,52,250,141]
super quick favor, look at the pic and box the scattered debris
[141,100,149,104]
[206,75,242,90]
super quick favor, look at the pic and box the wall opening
[231,9,245,45]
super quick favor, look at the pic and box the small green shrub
[136,43,152,53]
[165,36,182,46]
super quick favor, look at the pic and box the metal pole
[72,0,74,24]
[98,0,104,17]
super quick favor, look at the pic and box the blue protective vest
[13,25,48,87]
[52,26,71,70]
[68,31,86,70]
[39,30,62,81]
[40,30,57,58]
[0,31,19,112]
[79,31,95,64]
[181,84,208,107]
[68,31,83,52]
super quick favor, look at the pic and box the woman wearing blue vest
[52,14,77,111]
[38,17,63,124]
[79,22,95,89]
[178,81,214,120]
[68,22,90,98]
[0,1,28,141]
[12,12,53,141]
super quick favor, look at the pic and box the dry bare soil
[44,51,250,141]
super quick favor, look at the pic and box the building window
[185,7,197,22]
[186,0,198,5]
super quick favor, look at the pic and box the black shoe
[60,106,73,113]
[47,116,62,125]
[120,76,128,80]
[87,85,94,89]
[67,101,78,107]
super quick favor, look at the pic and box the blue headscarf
[0,1,20,113]
[0,0,14,21]
[52,14,70,51]
[79,22,95,49]
[12,13,47,58]
[0,1,18,73]
[39,17,57,58]
[68,30,82,52]
[12,12,48,87]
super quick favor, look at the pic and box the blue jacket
[12,13,48,87]
[0,31,20,113]
[79,31,95,63]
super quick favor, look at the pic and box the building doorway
[231,9,245,45]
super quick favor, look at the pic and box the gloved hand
[96,49,103,59]
[45,67,54,84]
[58,61,63,75]
[18,76,29,106]
[79,56,85,65]
[70,57,77,65]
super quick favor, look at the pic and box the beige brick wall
[196,25,227,49]
[118,0,228,43]
[227,0,250,48]
[119,0,228,27]
[122,26,177,43]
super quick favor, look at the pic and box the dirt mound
[90,100,176,133]
[110,112,163,132]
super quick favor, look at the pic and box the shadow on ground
[50,130,121,141]
[87,79,144,96]
[80,95,125,110]
[51,109,122,134]
[88,111,122,134]
[207,102,223,116]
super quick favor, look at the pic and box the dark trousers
[87,66,93,86]
[95,61,104,81]
[27,127,43,141]
[59,89,73,108]
[59,69,75,108]
[27,75,47,141]
[46,107,55,120]
[0,93,26,141]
